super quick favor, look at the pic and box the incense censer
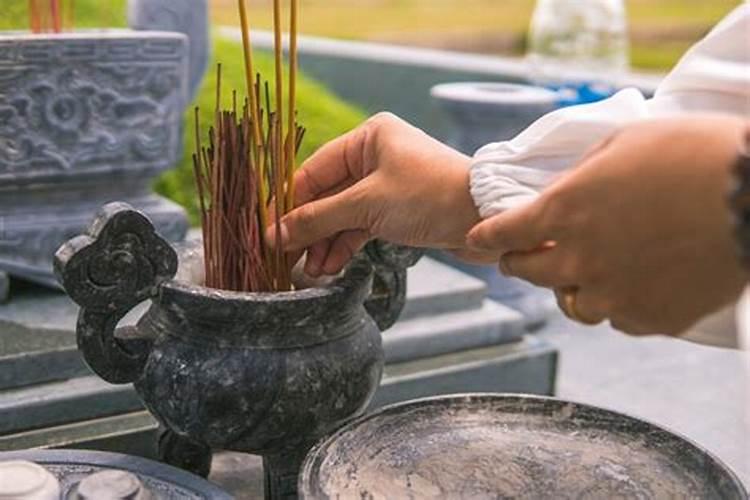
[55,202,421,499]
[0,0,208,296]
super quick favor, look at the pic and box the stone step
[384,299,525,364]
[0,376,143,435]
[0,411,158,458]
[0,283,82,391]
[399,257,486,320]
[0,336,557,457]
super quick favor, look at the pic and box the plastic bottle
[527,0,629,105]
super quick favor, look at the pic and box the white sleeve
[470,3,750,219]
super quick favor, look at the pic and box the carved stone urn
[0,0,208,295]
[54,203,421,499]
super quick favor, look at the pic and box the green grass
[155,37,366,224]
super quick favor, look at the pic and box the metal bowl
[0,449,232,499]
[301,394,747,499]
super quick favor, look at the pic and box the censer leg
[263,444,315,500]
[158,428,213,478]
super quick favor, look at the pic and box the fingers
[268,183,368,252]
[321,231,371,275]
[500,244,569,288]
[466,200,554,255]
[304,239,332,277]
[293,124,371,207]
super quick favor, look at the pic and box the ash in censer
[193,0,304,293]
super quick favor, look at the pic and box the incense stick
[193,0,303,293]
[29,0,41,33]
[286,0,299,213]
[29,0,72,33]
[50,0,61,33]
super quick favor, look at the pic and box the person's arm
[268,113,482,277]
[271,5,749,279]
[467,116,749,336]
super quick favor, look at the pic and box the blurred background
[1,0,743,222]
[202,0,740,71]
[2,0,742,71]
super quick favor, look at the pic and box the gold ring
[558,287,601,326]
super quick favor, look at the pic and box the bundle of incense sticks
[193,0,303,293]
[29,0,74,33]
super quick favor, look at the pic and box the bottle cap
[0,461,61,500]
[77,470,150,500]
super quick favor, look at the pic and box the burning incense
[29,0,73,33]
[193,0,303,293]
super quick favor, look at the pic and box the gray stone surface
[0,286,81,390]
[432,82,559,153]
[538,315,750,490]
[0,411,158,456]
[0,376,142,434]
[0,32,191,289]
[384,299,525,364]
[399,257,486,320]
[375,335,556,408]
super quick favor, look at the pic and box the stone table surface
[208,312,750,497]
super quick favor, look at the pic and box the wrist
[439,156,482,248]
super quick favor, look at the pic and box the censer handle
[54,203,178,384]
[363,241,424,331]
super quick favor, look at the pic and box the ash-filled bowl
[300,394,747,500]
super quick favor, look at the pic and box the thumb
[267,186,367,252]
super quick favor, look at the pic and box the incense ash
[193,0,303,293]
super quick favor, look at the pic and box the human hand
[467,116,749,336]
[268,113,483,277]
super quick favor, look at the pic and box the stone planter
[0,0,208,294]
[54,203,421,499]
[431,82,559,154]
